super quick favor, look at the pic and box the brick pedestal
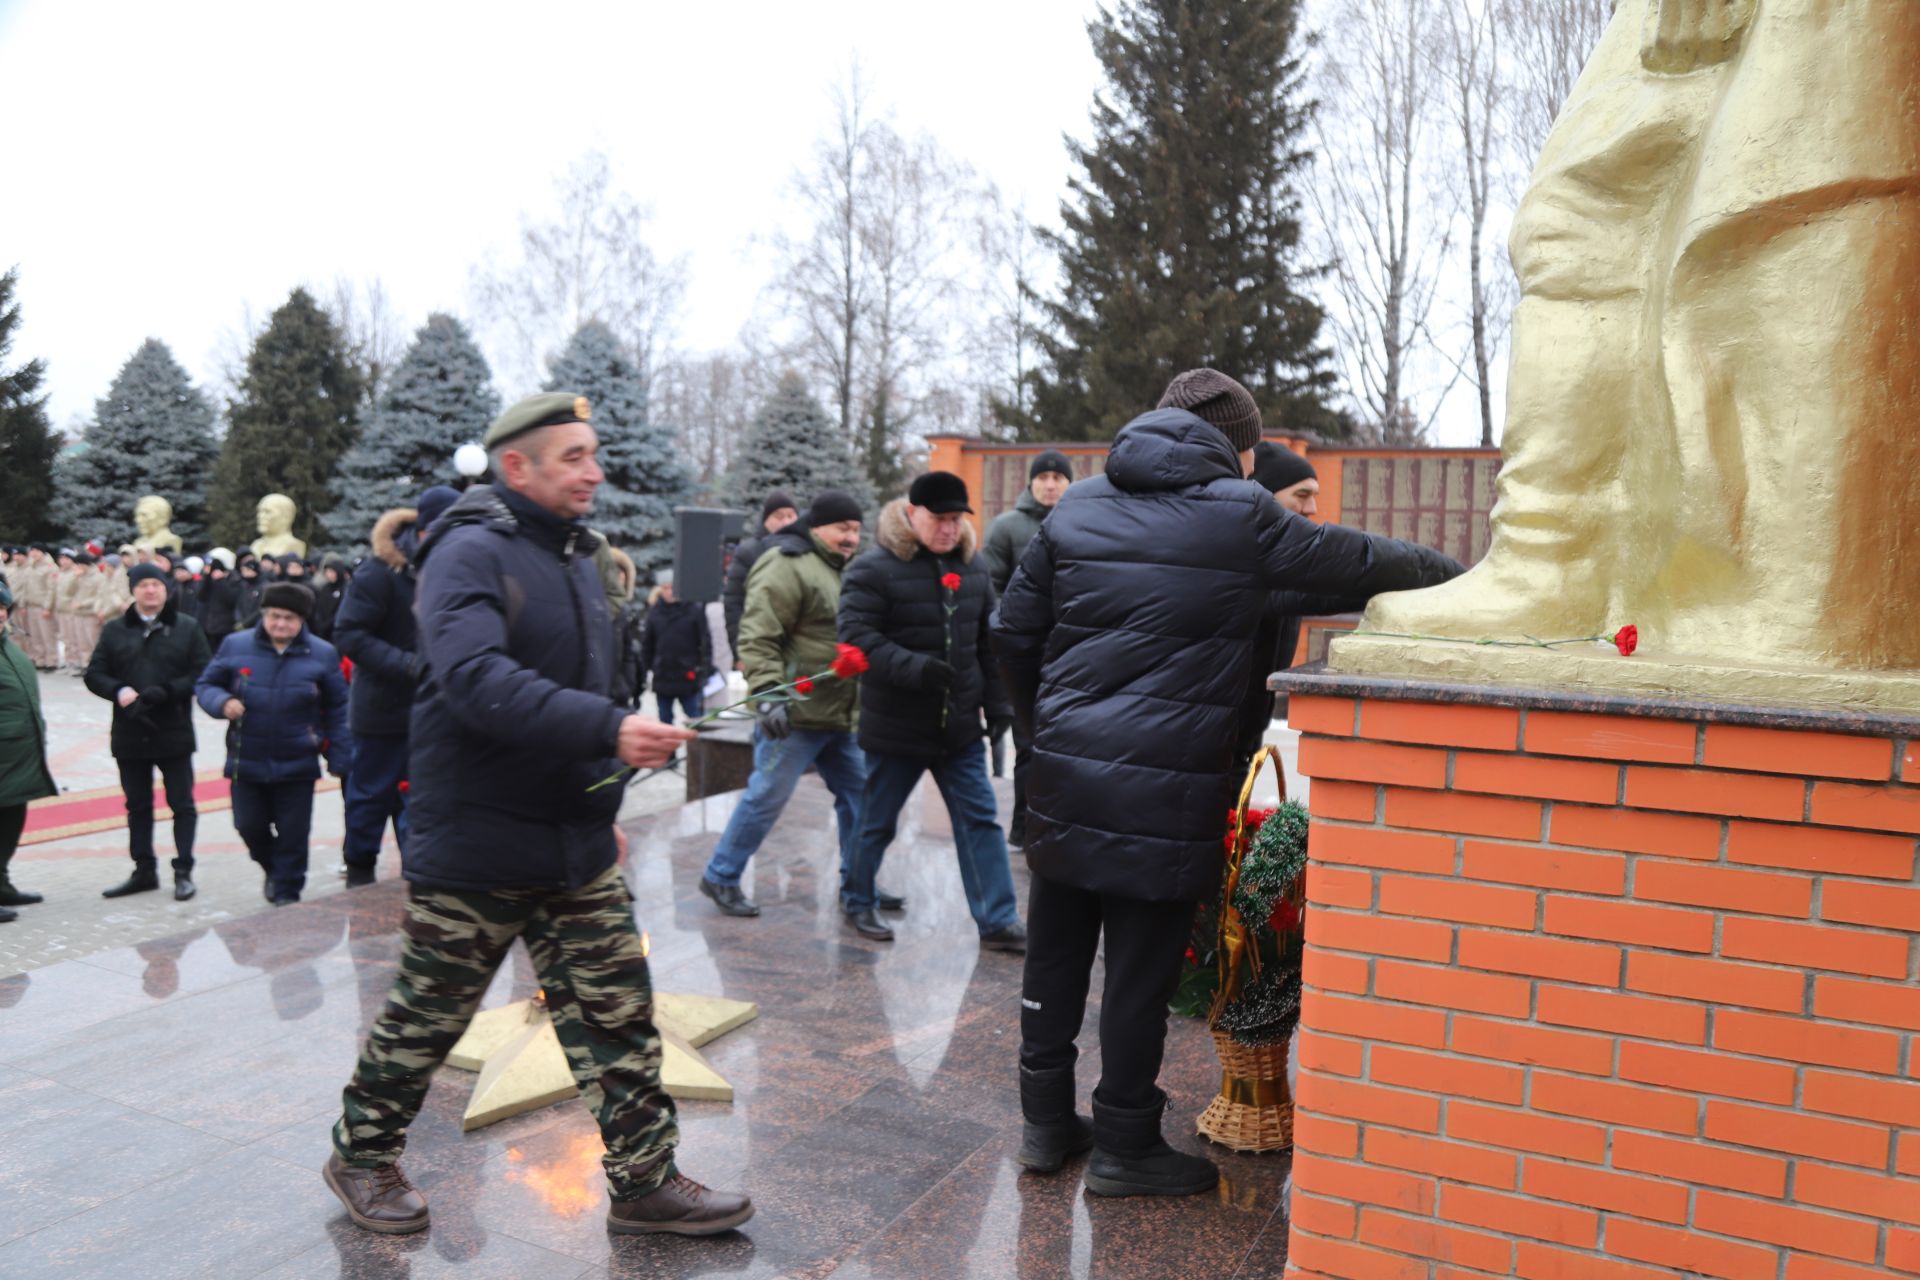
[1279,675,1920,1280]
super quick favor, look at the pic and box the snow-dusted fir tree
[543,320,689,575]
[55,339,219,546]
[327,313,498,547]
[723,370,873,515]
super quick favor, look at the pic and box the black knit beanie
[1251,441,1318,493]
[762,489,798,519]
[1157,368,1263,452]
[806,490,864,528]
[1028,450,1073,483]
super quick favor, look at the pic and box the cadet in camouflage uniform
[325,393,751,1238]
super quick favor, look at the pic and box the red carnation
[1269,898,1300,933]
[685,670,696,681]
[239,668,252,677]
[794,676,816,694]
[398,780,410,794]
[830,643,869,679]
[940,572,962,592]
[1184,947,1196,962]
[1613,625,1639,657]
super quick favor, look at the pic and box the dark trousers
[232,777,316,898]
[1010,721,1033,841]
[1019,872,1197,1110]
[0,803,25,871]
[342,733,409,870]
[654,692,702,725]
[118,755,197,874]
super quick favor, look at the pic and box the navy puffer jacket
[402,484,628,892]
[991,410,1464,902]
[196,625,352,783]
[334,507,423,737]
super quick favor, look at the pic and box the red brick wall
[1286,693,1920,1280]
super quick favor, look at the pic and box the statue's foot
[1360,552,1608,643]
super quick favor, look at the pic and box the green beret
[484,392,592,450]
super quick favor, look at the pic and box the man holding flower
[326,392,748,1239]
[698,490,870,919]
[836,471,1024,950]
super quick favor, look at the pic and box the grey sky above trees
[2,0,1610,462]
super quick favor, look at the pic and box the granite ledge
[1270,662,1920,740]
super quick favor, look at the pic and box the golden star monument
[445,991,758,1131]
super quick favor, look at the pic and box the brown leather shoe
[323,1153,430,1234]
[607,1172,753,1235]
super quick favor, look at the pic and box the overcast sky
[0,0,1497,446]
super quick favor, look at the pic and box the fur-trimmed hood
[370,507,418,570]
[606,544,636,603]
[875,498,978,563]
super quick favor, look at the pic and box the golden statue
[133,496,185,556]
[1353,0,1920,704]
[250,493,307,559]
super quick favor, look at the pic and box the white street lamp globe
[453,443,488,478]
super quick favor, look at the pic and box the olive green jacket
[0,633,57,808]
[736,528,858,732]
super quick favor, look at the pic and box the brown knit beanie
[1157,368,1263,452]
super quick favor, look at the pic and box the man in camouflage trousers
[325,393,752,1238]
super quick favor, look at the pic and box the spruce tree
[54,339,219,547]
[723,371,873,517]
[1011,0,1343,441]
[208,288,364,550]
[0,268,60,544]
[327,313,498,546]
[543,321,690,576]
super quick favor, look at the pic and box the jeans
[702,728,865,887]
[119,755,197,874]
[842,741,1021,933]
[1019,873,1197,1109]
[232,777,316,898]
[655,692,702,726]
[342,733,409,870]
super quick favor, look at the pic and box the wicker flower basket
[1195,745,1296,1153]
[1196,1028,1293,1152]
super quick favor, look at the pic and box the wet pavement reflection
[0,778,1289,1278]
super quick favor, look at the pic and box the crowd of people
[0,369,1463,1235]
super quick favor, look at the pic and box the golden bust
[132,495,184,556]
[1348,0,1920,707]
[250,493,308,559]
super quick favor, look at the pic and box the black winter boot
[0,875,43,907]
[1017,1066,1093,1173]
[1084,1091,1218,1197]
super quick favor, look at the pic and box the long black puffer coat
[839,499,1011,760]
[638,597,711,698]
[991,409,1464,902]
[403,484,628,892]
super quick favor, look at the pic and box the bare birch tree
[770,65,874,448]
[1500,0,1613,162]
[469,150,688,398]
[974,185,1048,434]
[1314,0,1456,441]
[1437,0,1513,446]
[328,276,408,414]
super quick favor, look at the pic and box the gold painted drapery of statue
[250,493,307,559]
[132,496,184,556]
[1364,0,1920,675]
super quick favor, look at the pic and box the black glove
[139,685,168,706]
[922,658,954,693]
[757,702,792,740]
[987,714,1014,739]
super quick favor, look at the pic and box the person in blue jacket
[196,581,351,905]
